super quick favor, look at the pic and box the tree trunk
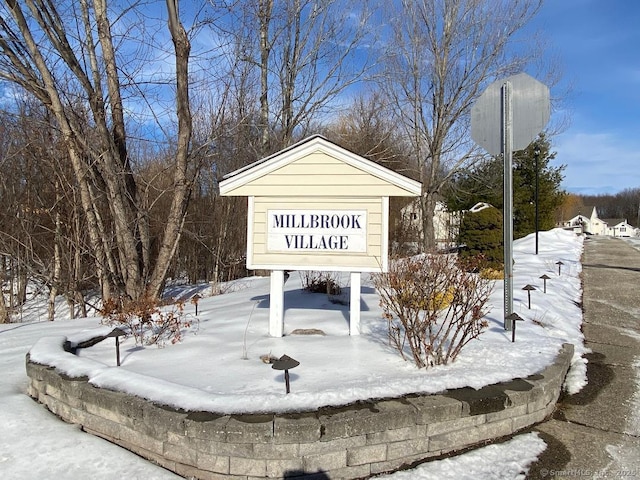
[0,285,8,324]
[259,0,273,153]
[421,191,438,252]
[48,184,62,321]
[146,0,194,299]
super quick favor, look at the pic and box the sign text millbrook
[267,210,367,253]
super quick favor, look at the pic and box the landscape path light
[107,327,127,366]
[505,312,524,343]
[191,294,201,316]
[272,354,300,394]
[522,284,536,309]
[556,261,564,276]
[539,274,551,293]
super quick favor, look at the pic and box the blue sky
[528,0,640,195]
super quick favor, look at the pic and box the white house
[398,200,461,251]
[559,206,638,237]
[604,219,636,237]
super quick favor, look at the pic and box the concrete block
[193,438,254,457]
[527,394,554,414]
[386,437,429,461]
[81,386,137,427]
[347,443,387,466]
[426,413,486,436]
[265,458,305,478]
[252,441,299,459]
[486,403,528,423]
[184,411,230,441]
[25,358,46,381]
[84,400,129,427]
[506,380,545,406]
[196,451,230,474]
[26,382,39,399]
[23,332,571,480]
[48,398,72,420]
[443,385,512,416]
[226,414,274,444]
[303,450,347,472]
[118,424,164,455]
[80,410,123,441]
[512,408,549,431]
[475,417,514,442]
[366,424,425,444]
[274,412,321,444]
[318,400,415,441]
[163,438,197,464]
[65,405,89,426]
[428,426,480,452]
[60,380,86,409]
[406,394,463,424]
[111,394,142,425]
[299,435,366,456]
[139,402,186,438]
[230,456,267,477]
[44,383,64,402]
[82,425,117,445]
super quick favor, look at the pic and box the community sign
[219,135,422,336]
[219,135,422,273]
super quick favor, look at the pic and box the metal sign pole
[471,73,550,333]
[502,81,514,330]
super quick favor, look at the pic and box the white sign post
[471,73,550,330]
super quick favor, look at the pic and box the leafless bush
[301,271,342,295]
[100,295,195,347]
[372,255,493,368]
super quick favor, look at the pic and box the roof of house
[567,205,596,220]
[602,218,628,226]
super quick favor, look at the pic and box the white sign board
[267,209,367,253]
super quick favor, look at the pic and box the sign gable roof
[219,135,421,197]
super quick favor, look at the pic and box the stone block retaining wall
[26,343,574,479]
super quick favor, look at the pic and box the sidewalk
[527,236,640,479]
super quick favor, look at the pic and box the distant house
[558,205,638,237]
[604,219,636,237]
[398,200,461,251]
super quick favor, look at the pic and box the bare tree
[381,0,545,251]
[215,0,374,153]
[0,0,195,302]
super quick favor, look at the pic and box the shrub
[372,254,493,368]
[479,267,504,280]
[100,294,195,346]
[459,206,503,269]
[301,271,342,295]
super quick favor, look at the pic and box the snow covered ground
[1,229,587,479]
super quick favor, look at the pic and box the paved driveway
[527,236,640,479]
